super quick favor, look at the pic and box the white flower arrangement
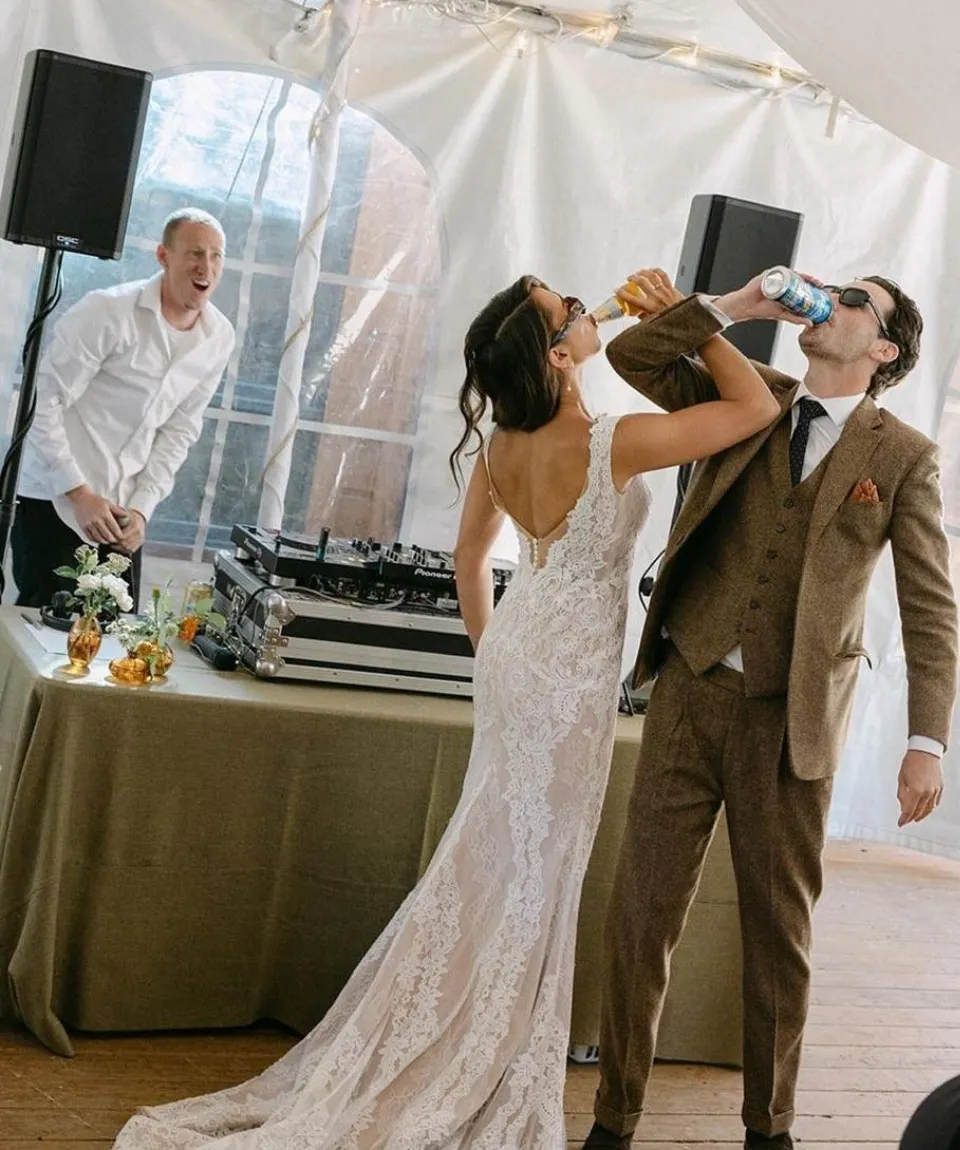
[55,545,134,616]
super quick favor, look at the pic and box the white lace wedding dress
[114,414,651,1150]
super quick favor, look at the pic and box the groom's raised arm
[605,296,726,412]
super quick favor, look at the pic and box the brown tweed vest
[664,413,829,697]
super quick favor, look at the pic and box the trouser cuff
[594,1099,643,1137]
[742,1106,795,1137]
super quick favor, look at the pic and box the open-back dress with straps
[113,414,651,1150]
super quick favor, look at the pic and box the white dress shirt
[688,298,943,757]
[19,272,235,533]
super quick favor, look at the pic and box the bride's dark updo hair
[450,276,563,490]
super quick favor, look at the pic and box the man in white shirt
[586,270,957,1150]
[12,207,235,610]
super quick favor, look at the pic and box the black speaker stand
[0,246,64,600]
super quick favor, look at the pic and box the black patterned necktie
[789,397,828,486]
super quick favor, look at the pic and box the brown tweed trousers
[594,297,958,1138]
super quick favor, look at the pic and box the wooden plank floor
[2,839,958,1148]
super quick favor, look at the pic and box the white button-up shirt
[19,272,235,533]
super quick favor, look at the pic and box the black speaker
[0,50,152,260]
[675,194,803,366]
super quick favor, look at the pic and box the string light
[671,42,701,69]
[583,20,619,48]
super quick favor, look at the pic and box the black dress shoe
[582,1120,632,1149]
[744,1131,793,1149]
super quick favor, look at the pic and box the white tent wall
[0,0,956,855]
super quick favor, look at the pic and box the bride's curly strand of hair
[450,276,566,492]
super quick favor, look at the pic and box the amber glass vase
[135,641,175,682]
[64,613,102,675]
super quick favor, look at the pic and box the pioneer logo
[414,566,453,580]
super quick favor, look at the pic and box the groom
[585,271,958,1149]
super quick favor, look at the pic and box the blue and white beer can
[760,266,833,324]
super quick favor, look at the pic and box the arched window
[25,68,444,563]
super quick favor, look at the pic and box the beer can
[760,266,833,324]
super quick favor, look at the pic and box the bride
[113,269,778,1150]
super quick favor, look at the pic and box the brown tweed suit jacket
[607,296,958,780]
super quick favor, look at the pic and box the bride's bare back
[483,408,596,563]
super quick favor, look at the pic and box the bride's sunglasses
[549,297,586,348]
[823,285,891,339]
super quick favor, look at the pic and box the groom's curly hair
[450,276,562,492]
[862,275,923,396]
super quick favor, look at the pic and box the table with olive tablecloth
[0,607,742,1061]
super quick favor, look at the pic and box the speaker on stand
[0,50,152,601]
[619,194,803,716]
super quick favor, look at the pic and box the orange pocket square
[850,478,880,505]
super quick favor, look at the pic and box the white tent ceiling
[737,0,960,168]
[367,0,953,171]
[550,0,960,168]
[31,0,942,172]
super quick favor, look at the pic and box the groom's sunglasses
[549,297,586,348]
[823,285,891,339]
